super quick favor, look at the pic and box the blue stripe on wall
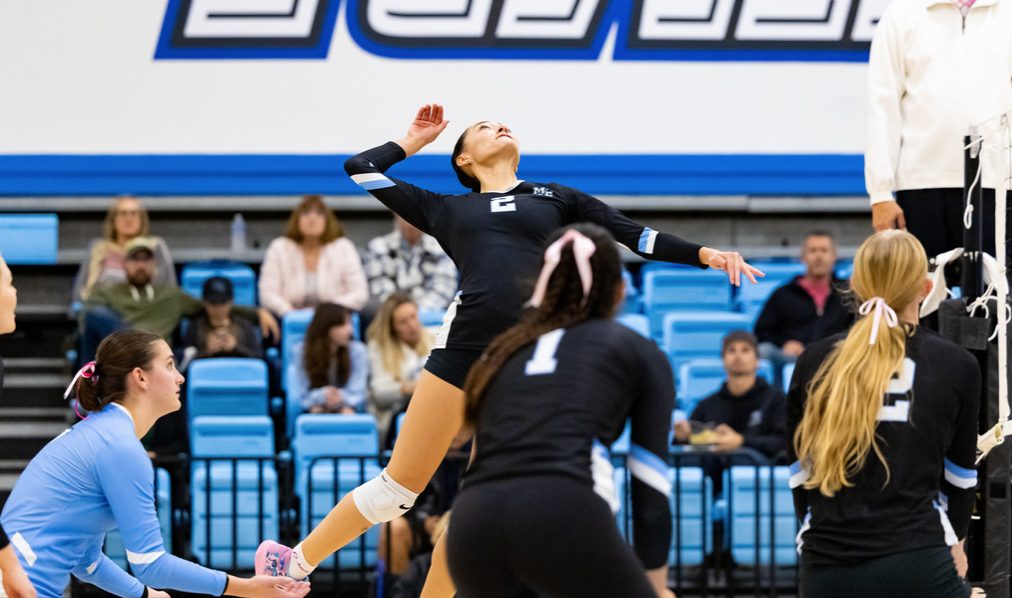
[0,154,864,196]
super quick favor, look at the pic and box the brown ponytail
[463,223,623,427]
[76,329,161,412]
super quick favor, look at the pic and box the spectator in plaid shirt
[364,214,458,314]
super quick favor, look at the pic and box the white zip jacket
[865,0,1012,205]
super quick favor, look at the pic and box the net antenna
[974,108,1012,463]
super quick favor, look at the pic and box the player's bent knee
[353,468,420,525]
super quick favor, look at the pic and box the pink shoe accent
[255,540,292,577]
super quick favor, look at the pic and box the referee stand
[934,130,1011,598]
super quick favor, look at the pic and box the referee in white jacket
[866,0,1012,258]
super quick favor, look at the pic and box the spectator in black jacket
[754,231,853,384]
[178,276,264,371]
[674,331,787,488]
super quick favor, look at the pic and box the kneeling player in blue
[0,330,310,598]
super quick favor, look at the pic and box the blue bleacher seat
[642,270,733,339]
[187,358,269,425]
[190,416,279,569]
[0,215,58,265]
[614,465,713,567]
[734,262,806,322]
[180,260,257,306]
[662,312,753,375]
[293,414,381,569]
[282,309,316,367]
[616,313,650,338]
[104,468,172,569]
[677,358,775,414]
[725,466,798,566]
[782,363,795,393]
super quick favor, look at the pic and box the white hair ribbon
[858,297,898,345]
[527,229,596,309]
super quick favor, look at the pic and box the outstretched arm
[563,185,763,285]
[344,105,453,236]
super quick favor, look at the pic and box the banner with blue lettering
[0,0,884,196]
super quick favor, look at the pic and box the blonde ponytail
[794,230,927,497]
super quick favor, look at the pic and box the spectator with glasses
[259,195,368,318]
[73,196,176,302]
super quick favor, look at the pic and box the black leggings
[800,546,971,598]
[446,476,658,598]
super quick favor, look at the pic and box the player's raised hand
[405,104,450,146]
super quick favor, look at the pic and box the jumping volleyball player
[787,230,981,598]
[0,330,311,598]
[256,104,763,592]
[447,224,675,597]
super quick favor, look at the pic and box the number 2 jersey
[464,319,675,569]
[786,326,980,565]
[345,142,705,352]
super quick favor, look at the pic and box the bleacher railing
[76,452,800,598]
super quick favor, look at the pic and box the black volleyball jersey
[786,326,980,566]
[463,319,675,569]
[345,142,705,352]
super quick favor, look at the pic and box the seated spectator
[73,195,176,301]
[674,331,787,486]
[178,276,265,370]
[366,292,433,445]
[293,303,368,414]
[81,237,277,363]
[259,195,368,317]
[754,230,853,383]
[364,213,457,312]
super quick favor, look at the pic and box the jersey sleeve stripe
[637,228,658,254]
[944,458,977,488]
[11,532,37,566]
[351,173,396,190]
[126,549,166,565]
[789,460,810,489]
[629,444,672,496]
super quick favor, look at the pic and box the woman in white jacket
[365,291,433,445]
[258,195,368,317]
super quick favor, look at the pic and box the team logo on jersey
[533,187,554,198]
[157,0,885,61]
[155,0,342,59]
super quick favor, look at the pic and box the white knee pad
[353,468,419,525]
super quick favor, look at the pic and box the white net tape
[974,109,1012,463]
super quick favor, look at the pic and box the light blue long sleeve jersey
[293,339,369,412]
[0,403,227,598]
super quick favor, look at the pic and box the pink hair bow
[64,361,96,420]
[527,229,596,309]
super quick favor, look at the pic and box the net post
[963,130,985,300]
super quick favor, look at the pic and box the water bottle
[231,213,247,255]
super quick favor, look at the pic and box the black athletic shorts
[800,546,972,598]
[423,348,485,390]
[447,475,658,598]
